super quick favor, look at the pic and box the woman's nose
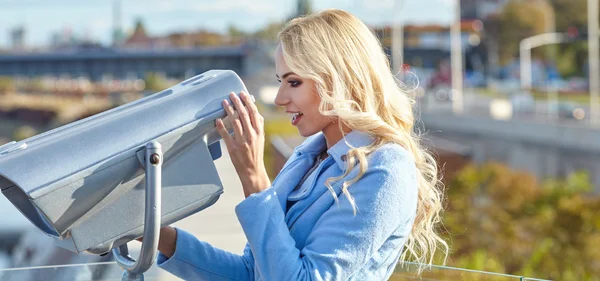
[274,87,289,107]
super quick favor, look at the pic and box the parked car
[549,102,586,120]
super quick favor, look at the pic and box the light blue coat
[157,130,419,280]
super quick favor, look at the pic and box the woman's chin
[297,128,310,137]
[297,126,320,137]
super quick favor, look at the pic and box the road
[420,89,594,128]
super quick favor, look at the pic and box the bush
[443,162,600,281]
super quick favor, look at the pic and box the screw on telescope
[150,154,160,165]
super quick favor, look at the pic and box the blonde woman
[154,9,448,280]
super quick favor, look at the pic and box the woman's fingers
[217,91,261,146]
[222,98,245,143]
[240,91,262,133]
[215,118,234,149]
[229,92,254,138]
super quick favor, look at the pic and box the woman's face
[274,45,333,137]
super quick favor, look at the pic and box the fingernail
[223,99,229,105]
[250,95,255,102]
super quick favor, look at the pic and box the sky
[0,0,455,48]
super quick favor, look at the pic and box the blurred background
[0,0,598,280]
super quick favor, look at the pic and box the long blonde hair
[278,9,448,271]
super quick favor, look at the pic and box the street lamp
[392,1,405,78]
[588,0,600,126]
[519,33,565,91]
[451,0,463,114]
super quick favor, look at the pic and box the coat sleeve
[234,153,418,281]
[157,228,255,281]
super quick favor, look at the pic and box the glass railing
[0,261,164,281]
[0,261,552,281]
[392,262,552,281]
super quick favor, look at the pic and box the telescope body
[0,70,246,254]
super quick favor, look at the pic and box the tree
[252,22,285,41]
[550,0,593,77]
[443,162,600,281]
[296,0,313,17]
[496,0,554,64]
[550,0,588,32]
[0,77,15,95]
[227,24,247,44]
[144,72,168,93]
[227,24,245,38]
[133,18,147,37]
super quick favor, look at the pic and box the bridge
[420,111,600,191]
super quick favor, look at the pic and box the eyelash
[276,79,302,88]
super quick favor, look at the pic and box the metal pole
[112,141,162,281]
[392,18,404,78]
[391,0,405,79]
[520,41,532,91]
[451,0,464,114]
[519,33,565,91]
[549,80,559,122]
[589,0,600,126]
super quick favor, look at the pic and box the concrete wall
[421,113,600,190]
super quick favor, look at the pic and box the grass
[263,112,299,180]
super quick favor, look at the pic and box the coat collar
[296,130,376,171]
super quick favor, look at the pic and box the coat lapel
[271,133,327,212]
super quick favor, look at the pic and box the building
[121,18,242,50]
[461,0,509,20]
[373,23,485,73]
[0,45,249,81]
[10,27,26,51]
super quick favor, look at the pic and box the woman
[154,9,448,281]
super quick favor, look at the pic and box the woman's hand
[216,91,271,198]
[135,226,177,258]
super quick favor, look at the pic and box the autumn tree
[443,162,600,281]
[496,0,554,64]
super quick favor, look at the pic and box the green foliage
[13,126,37,141]
[494,0,597,76]
[252,22,285,41]
[550,0,588,33]
[143,72,168,93]
[444,162,600,281]
[497,0,553,65]
[227,24,246,39]
[549,0,595,77]
[556,42,583,77]
[0,76,15,94]
[263,115,298,180]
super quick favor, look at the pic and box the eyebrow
[275,72,296,79]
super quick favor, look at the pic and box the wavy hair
[278,9,448,271]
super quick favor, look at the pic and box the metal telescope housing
[0,69,245,258]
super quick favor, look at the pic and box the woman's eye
[289,80,301,87]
